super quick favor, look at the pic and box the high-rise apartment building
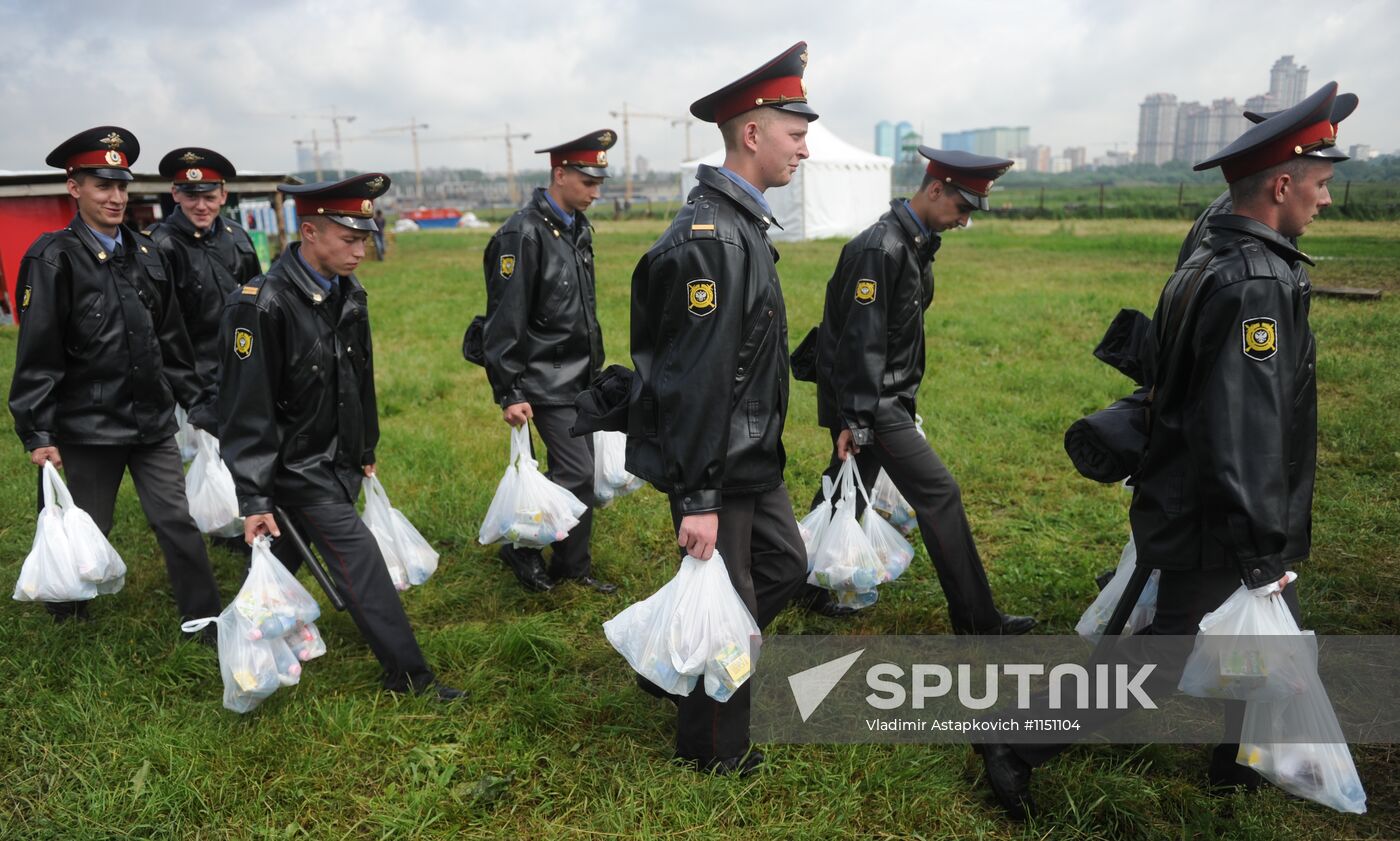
[1137,93,1179,165]
[1269,55,1309,109]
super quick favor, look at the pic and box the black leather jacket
[1177,191,1233,269]
[815,199,940,443]
[626,165,791,514]
[218,244,379,514]
[9,216,209,449]
[148,208,261,390]
[481,188,604,408]
[1130,215,1316,588]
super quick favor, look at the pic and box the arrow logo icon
[788,649,864,722]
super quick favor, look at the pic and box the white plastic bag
[478,424,586,548]
[861,501,914,584]
[668,553,762,703]
[1076,535,1160,639]
[603,557,702,697]
[797,474,836,570]
[1178,576,1310,702]
[184,607,281,714]
[285,621,327,662]
[809,460,884,592]
[362,474,438,589]
[834,588,879,611]
[185,430,243,537]
[869,469,917,536]
[233,536,321,641]
[13,463,123,602]
[1238,634,1367,814]
[593,430,643,507]
[174,404,199,463]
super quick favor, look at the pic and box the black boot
[499,545,553,592]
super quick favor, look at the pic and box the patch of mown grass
[0,218,1395,839]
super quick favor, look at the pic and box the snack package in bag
[13,463,121,602]
[233,537,322,641]
[797,475,836,570]
[1178,573,1310,702]
[174,404,199,463]
[667,552,762,703]
[362,474,438,589]
[861,504,914,584]
[185,430,243,537]
[1238,634,1367,814]
[183,607,281,714]
[1076,534,1160,640]
[808,460,884,592]
[603,557,702,697]
[869,469,917,536]
[835,588,879,611]
[285,621,327,662]
[478,424,586,549]
[593,430,643,507]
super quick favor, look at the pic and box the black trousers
[1011,565,1301,767]
[36,438,221,621]
[668,484,808,761]
[273,502,434,692]
[530,406,596,580]
[807,425,1003,633]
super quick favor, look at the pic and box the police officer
[481,130,617,593]
[1176,93,1358,267]
[8,126,221,628]
[804,148,1036,635]
[979,82,1353,819]
[219,174,461,700]
[627,42,815,775]
[148,148,261,398]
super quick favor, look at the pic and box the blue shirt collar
[294,246,336,296]
[541,190,575,229]
[85,223,123,254]
[901,199,931,239]
[717,167,772,217]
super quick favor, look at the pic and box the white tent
[679,122,893,242]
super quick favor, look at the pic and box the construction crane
[371,118,430,202]
[609,103,697,202]
[287,107,358,179]
[421,124,532,205]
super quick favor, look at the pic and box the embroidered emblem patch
[499,254,516,279]
[233,327,254,360]
[854,279,877,305]
[21,286,31,310]
[1242,317,1277,361]
[687,280,717,317]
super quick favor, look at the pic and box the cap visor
[957,187,990,212]
[176,182,221,193]
[326,215,378,232]
[1307,146,1350,163]
[572,165,609,178]
[774,102,819,121]
[84,168,134,182]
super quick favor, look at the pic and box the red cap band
[550,149,608,169]
[307,196,375,218]
[174,166,224,183]
[714,75,807,125]
[66,149,129,172]
[1221,119,1338,183]
[925,160,994,198]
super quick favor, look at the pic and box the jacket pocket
[746,399,763,438]
[733,293,777,386]
[640,395,658,437]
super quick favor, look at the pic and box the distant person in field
[978,81,1355,821]
[626,41,815,777]
[8,126,221,631]
[372,208,387,259]
[1177,93,1358,267]
[798,147,1037,634]
[477,130,618,594]
[219,173,463,701]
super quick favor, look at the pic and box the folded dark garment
[571,364,638,437]
[1064,390,1150,483]
[1094,308,1156,387]
[790,325,819,383]
[462,315,486,367]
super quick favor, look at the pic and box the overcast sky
[2,0,1395,177]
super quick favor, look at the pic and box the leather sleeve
[482,226,536,407]
[1187,278,1297,588]
[152,248,215,430]
[7,249,67,450]
[653,238,745,514]
[831,245,896,444]
[360,305,379,466]
[218,297,284,515]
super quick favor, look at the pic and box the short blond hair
[719,107,777,152]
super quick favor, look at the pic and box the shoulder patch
[854,279,877,305]
[499,254,516,279]
[21,286,32,310]
[686,279,717,317]
[1242,317,1277,361]
[241,285,261,295]
[233,327,254,360]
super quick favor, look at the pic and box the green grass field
[1,216,1397,840]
